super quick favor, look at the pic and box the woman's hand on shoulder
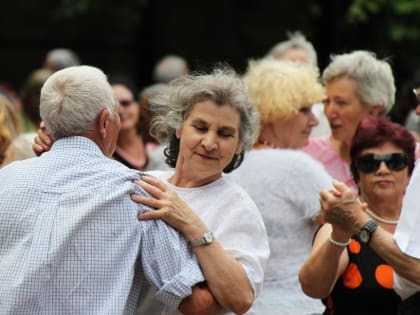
[131,175,208,240]
[32,121,53,156]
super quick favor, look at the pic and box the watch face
[360,230,370,243]
[203,232,213,243]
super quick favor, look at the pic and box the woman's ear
[235,143,243,155]
[175,128,181,139]
[369,105,384,117]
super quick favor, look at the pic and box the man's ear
[97,109,110,139]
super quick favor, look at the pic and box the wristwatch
[359,220,378,245]
[190,231,214,248]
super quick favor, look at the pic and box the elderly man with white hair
[0,65,220,314]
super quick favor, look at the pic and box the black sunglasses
[355,153,409,173]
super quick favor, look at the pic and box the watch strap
[359,220,378,244]
[190,231,214,248]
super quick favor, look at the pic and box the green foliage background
[2,0,420,122]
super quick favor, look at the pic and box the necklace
[365,208,399,225]
[257,138,278,149]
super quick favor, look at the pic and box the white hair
[40,65,116,140]
[153,55,188,83]
[45,48,81,71]
[322,50,395,114]
[266,31,318,66]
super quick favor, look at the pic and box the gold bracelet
[328,231,351,247]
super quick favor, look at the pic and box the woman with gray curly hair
[303,50,396,193]
[131,66,269,315]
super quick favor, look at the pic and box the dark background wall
[2,0,420,122]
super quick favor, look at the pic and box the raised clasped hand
[319,179,362,235]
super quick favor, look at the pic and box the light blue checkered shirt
[0,136,204,315]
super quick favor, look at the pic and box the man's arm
[369,227,420,285]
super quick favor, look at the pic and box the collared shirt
[0,136,204,315]
[394,158,420,300]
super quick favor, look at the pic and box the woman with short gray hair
[303,50,396,193]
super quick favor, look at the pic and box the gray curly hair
[149,66,260,171]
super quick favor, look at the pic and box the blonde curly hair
[244,58,325,125]
[0,95,19,161]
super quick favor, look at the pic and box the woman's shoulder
[232,149,332,186]
[243,147,321,164]
[144,169,173,181]
[302,136,333,154]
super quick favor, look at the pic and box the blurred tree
[344,0,420,123]
[2,0,420,124]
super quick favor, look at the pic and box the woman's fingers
[131,194,161,209]
[33,123,53,155]
[32,143,45,157]
[134,179,163,199]
[138,210,166,221]
[140,175,168,191]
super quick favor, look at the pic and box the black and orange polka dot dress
[322,235,401,315]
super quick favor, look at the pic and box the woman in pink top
[303,50,396,193]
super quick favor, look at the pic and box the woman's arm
[179,285,224,315]
[298,223,350,299]
[320,180,420,286]
[132,175,254,314]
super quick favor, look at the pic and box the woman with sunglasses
[299,116,416,315]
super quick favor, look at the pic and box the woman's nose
[309,111,319,126]
[202,133,218,150]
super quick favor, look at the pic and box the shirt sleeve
[394,160,420,258]
[139,219,205,310]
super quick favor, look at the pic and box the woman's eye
[300,107,311,114]
[194,125,207,132]
[219,131,234,138]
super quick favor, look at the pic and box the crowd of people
[2,32,420,315]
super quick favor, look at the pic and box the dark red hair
[350,116,416,183]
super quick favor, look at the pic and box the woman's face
[324,77,372,144]
[112,84,139,131]
[272,105,318,149]
[279,47,310,64]
[176,100,242,183]
[357,142,410,201]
